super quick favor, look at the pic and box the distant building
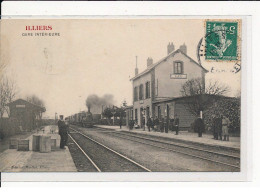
[7,99,46,131]
[127,43,208,130]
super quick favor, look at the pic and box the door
[140,108,143,127]
[166,104,170,132]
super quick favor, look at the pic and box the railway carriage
[68,111,93,128]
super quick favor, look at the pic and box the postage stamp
[205,20,240,61]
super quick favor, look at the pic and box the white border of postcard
[0,1,254,182]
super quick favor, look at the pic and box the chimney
[167,42,175,54]
[179,43,187,54]
[147,57,153,67]
[135,56,139,76]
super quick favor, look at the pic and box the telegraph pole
[55,112,57,124]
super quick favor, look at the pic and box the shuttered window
[174,61,184,74]
[145,81,150,98]
[134,87,138,101]
[139,84,144,100]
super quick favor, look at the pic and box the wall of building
[154,102,175,119]
[153,99,197,130]
[155,51,205,98]
[125,108,133,128]
[8,100,44,131]
[132,72,152,126]
[174,101,197,129]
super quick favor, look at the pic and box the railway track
[68,127,151,172]
[93,127,240,171]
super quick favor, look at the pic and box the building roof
[125,105,133,109]
[130,49,208,81]
[7,98,46,112]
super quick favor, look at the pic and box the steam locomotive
[67,111,93,128]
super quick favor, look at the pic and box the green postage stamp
[205,20,240,61]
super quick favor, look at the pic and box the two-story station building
[126,43,208,130]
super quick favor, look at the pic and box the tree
[0,76,18,117]
[122,100,127,107]
[115,107,126,118]
[102,107,113,119]
[203,98,240,133]
[26,95,45,107]
[180,78,230,116]
[0,34,9,78]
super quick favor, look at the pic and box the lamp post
[200,111,203,119]
[101,105,104,119]
[55,112,57,123]
[112,110,116,126]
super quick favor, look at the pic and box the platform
[94,125,240,150]
[0,125,77,172]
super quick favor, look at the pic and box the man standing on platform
[142,117,146,131]
[154,116,159,132]
[174,114,180,135]
[58,115,68,149]
[222,115,231,141]
[213,114,222,140]
[147,116,152,132]
[160,117,165,133]
[194,116,205,137]
[119,117,122,129]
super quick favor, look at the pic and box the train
[66,111,94,128]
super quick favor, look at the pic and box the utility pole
[111,106,116,126]
[55,112,57,124]
[101,105,104,119]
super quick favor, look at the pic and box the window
[155,79,158,96]
[145,81,151,98]
[139,84,144,100]
[174,61,183,74]
[134,87,138,101]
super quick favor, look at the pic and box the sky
[0,19,241,118]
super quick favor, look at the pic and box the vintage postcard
[0,17,247,181]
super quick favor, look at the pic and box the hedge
[203,98,240,134]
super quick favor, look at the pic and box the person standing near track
[147,116,152,132]
[151,117,155,131]
[174,114,180,135]
[160,117,165,133]
[58,115,68,149]
[213,114,222,140]
[222,115,231,141]
[194,116,205,137]
[154,116,159,132]
[119,118,122,129]
[142,116,146,131]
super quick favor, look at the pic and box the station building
[126,43,208,130]
[7,99,46,131]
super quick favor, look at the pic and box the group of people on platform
[132,113,232,141]
[192,114,231,140]
[134,114,180,135]
[212,114,231,141]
